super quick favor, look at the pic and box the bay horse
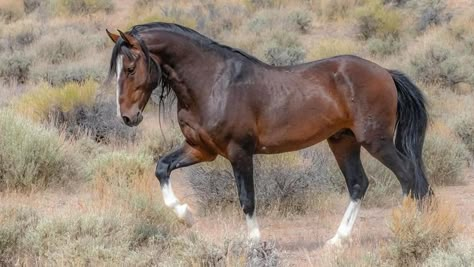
[106,22,430,246]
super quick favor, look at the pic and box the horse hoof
[175,204,194,227]
[325,236,343,248]
[248,228,261,245]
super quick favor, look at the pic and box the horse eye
[127,67,135,74]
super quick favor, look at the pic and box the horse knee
[155,160,169,183]
[240,195,255,216]
[350,179,369,200]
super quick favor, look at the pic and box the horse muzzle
[121,112,143,127]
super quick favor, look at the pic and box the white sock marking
[327,200,361,246]
[161,182,194,226]
[246,214,261,242]
[116,54,123,117]
[162,183,179,208]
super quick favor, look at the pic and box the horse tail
[389,69,431,199]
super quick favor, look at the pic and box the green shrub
[53,0,114,15]
[452,114,474,155]
[0,110,78,189]
[410,44,474,88]
[355,0,402,40]
[423,127,469,185]
[0,52,32,83]
[422,239,474,267]
[36,33,85,64]
[367,35,402,56]
[313,0,360,21]
[288,9,312,33]
[263,32,306,66]
[33,63,105,86]
[0,207,38,265]
[410,0,451,33]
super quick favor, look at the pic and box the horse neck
[144,31,224,109]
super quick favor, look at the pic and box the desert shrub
[168,233,280,266]
[193,3,247,37]
[313,0,360,21]
[51,95,137,143]
[422,239,474,267]
[288,9,312,33]
[0,1,24,23]
[23,0,42,14]
[410,44,474,88]
[0,52,32,83]
[0,110,79,189]
[33,63,105,86]
[367,35,402,56]
[308,38,361,60]
[0,18,37,48]
[244,0,282,10]
[188,147,338,215]
[451,115,474,155]
[36,33,85,64]
[410,0,451,33]
[0,207,38,265]
[53,0,114,15]
[14,81,134,142]
[14,80,97,121]
[263,32,306,66]
[423,126,469,185]
[389,197,461,266]
[355,0,402,40]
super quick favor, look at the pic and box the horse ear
[106,29,119,43]
[117,29,138,47]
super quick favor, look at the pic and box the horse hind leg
[326,130,369,247]
[361,138,415,197]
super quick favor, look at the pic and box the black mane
[129,22,263,64]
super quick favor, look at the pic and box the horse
[106,22,430,246]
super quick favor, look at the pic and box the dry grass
[388,197,462,266]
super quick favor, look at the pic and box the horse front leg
[155,142,215,226]
[228,145,260,243]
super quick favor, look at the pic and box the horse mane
[129,22,264,64]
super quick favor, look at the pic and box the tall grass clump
[388,197,461,266]
[0,110,78,190]
[422,239,474,267]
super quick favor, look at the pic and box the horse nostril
[122,116,131,125]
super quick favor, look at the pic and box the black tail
[389,70,431,199]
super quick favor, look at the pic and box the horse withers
[106,22,430,246]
